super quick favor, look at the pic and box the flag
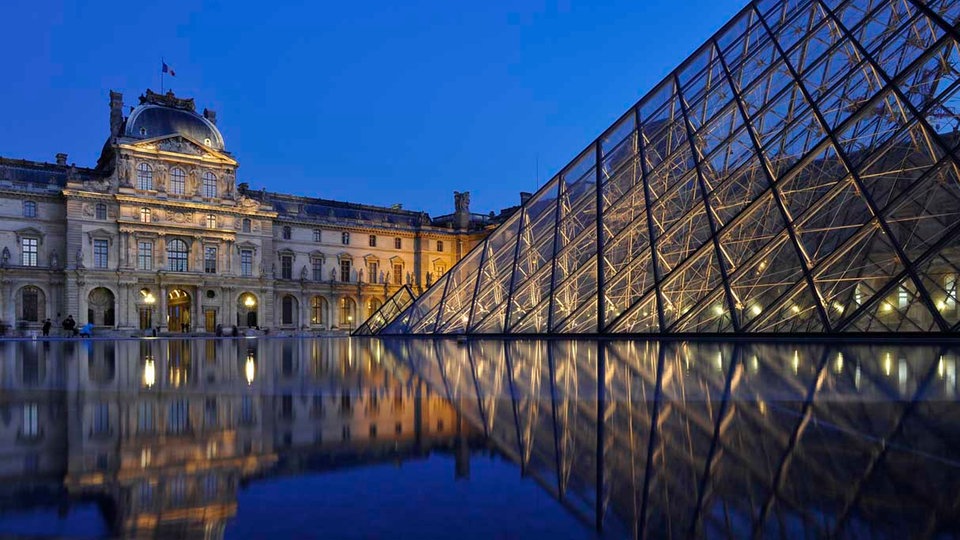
[162,62,176,77]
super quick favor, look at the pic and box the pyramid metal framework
[380,0,960,335]
[352,285,416,335]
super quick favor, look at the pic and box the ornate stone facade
[0,90,509,334]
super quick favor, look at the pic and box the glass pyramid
[352,285,416,335]
[381,0,960,335]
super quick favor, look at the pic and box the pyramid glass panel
[379,0,960,335]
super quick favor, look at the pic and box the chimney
[55,153,68,166]
[453,191,470,230]
[203,108,217,125]
[520,191,532,205]
[109,91,124,137]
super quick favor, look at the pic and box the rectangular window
[137,241,153,271]
[313,229,322,242]
[140,208,151,223]
[312,258,323,281]
[137,401,155,434]
[394,237,401,250]
[281,255,293,280]
[369,262,378,283]
[369,235,376,247]
[21,238,38,267]
[93,403,110,436]
[23,201,37,218]
[898,286,909,310]
[340,259,351,282]
[437,240,443,252]
[241,250,253,277]
[204,246,217,274]
[22,403,39,438]
[341,232,350,245]
[393,263,403,285]
[93,239,108,269]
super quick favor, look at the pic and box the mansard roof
[0,157,101,192]
[123,90,225,151]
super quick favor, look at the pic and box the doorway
[167,288,191,332]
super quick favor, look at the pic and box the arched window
[95,203,107,220]
[140,208,151,223]
[367,298,382,315]
[19,286,45,322]
[22,201,37,218]
[167,239,189,272]
[282,226,292,240]
[137,163,153,190]
[242,218,251,233]
[310,296,327,326]
[202,172,217,198]
[339,297,356,328]
[170,167,185,195]
[206,214,217,228]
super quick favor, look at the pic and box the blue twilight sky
[0,0,742,216]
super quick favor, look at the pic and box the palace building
[0,89,509,334]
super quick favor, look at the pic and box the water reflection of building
[386,339,960,538]
[0,338,465,538]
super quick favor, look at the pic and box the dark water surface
[0,337,957,538]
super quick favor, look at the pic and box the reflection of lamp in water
[244,295,256,308]
[143,358,156,388]
[245,354,255,385]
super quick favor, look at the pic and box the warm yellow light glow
[243,295,256,308]
[881,302,893,313]
[793,350,799,373]
[834,353,844,373]
[832,302,844,313]
[461,314,468,323]
[144,293,155,305]
[758,261,767,270]
[712,305,724,316]
[143,358,155,388]
[245,355,255,385]
[937,300,947,311]
[750,304,762,316]
[883,353,893,376]
[790,305,801,314]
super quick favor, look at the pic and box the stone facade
[0,90,508,334]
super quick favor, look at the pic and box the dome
[124,100,225,151]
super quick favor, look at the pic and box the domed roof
[124,91,225,151]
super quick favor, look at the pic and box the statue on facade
[76,247,84,269]
[454,191,470,212]
[258,260,266,277]
[406,272,412,285]
[188,168,201,194]
[154,163,167,191]
[50,250,59,270]
[379,270,385,284]
[300,265,308,281]
[119,156,133,187]
[331,268,337,281]
[358,269,364,283]
[271,263,276,278]
[0,247,9,268]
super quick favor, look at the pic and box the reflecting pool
[0,337,957,538]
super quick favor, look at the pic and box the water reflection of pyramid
[381,0,960,335]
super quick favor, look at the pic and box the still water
[0,337,957,538]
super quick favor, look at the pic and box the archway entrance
[87,287,115,326]
[167,288,192,333]
[238,292,258,328]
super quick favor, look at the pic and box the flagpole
[161,58,164,94]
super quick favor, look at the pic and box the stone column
[194,285,203,332]
[158,286,168,332]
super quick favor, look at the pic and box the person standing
[41,319,51,337]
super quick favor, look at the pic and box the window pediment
[363,253,379,264]
[309,250,325,261]
[389,255,404,264]
[236,241,258,254]
[337,252,353,262]
[277,248,295,257]
[86,228,116,246]
[14,227,45,245]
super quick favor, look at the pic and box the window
[241,250,253,277]
[21,238,38,267]
[946,274,957,308]
[93,402,110,436]
[339,297,355,328]
[167,239,189,272]
[137,402,155,434]
[435,263,446,276]
[202,172,217,198]
[282,226,292,240]
[169,400,189,434]
[312,258,323,281]
[23,201,37,218]
[340,259,351,282]
[311,296,326,325]
[137,241,153,270]
[437,240,443,252]
[313,229,322,242]
[393,263,403,285]
[394,237,401,250]
[170,167,185,195]
[368,235,376,247]
[95,203,107,220]
[140,208,151,223]
[93,239,108,269]
[281,255,293,280]
[242,218,251,233]
[204,246,217,274]
[137,163,153,190]
[368,262,378,283]
[898,286,909,310]
[281,296,296,325]
[206,214,217,228]
[341,232,350,245]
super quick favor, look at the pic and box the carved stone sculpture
[76,247,84,269]
[1,247,9,268]
[50,250,59,269]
